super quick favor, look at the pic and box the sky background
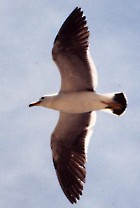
[0,0,140,207]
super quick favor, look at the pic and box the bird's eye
[41,97,44,100]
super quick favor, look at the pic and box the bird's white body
[38,92,115,113]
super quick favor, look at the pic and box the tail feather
[112,93,127,116]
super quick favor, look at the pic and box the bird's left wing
[52,7,97,92]
[51,111,96,203]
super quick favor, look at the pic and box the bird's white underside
[35,92,115,113]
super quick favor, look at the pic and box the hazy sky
[0,1,140,208]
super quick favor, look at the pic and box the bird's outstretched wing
[52,7,97,92]
[51,111,96,203]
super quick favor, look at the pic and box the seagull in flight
[29,7,127,204]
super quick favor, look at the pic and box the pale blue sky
[0,1,140,207]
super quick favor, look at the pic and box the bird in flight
[29,7,127,204]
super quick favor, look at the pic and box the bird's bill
[29,100,41,107]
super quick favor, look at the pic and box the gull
[29,7,127,204]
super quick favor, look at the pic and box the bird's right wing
[51,111,96,203]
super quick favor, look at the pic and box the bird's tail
[104,92,127,116]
